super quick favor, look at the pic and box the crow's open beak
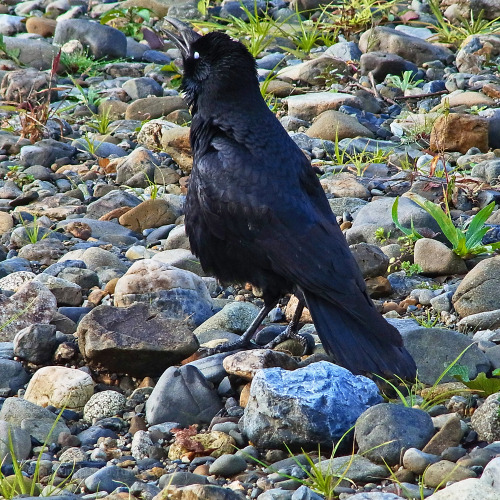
[163,17,201,58]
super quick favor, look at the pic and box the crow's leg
[264,298,311,354]
[202,303,276,355]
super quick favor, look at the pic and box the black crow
[164,19,416,378]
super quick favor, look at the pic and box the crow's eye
[193,51,200,59]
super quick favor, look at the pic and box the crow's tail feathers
[303,292,417,380]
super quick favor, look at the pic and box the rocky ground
[0,0,500,499]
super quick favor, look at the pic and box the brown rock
[286,92,364,121]
[99,207,132,221]
[167,431,235,460]
[261,80,302,98]
[306,109,374,141]
[365,276,392,298]
[284,294,312,323]
[129,415,147,435]
[423,460,476,488]
[118,199,178,233]
[26,17,57,37]
[125,96,187,121]
[137,121,192,173]
[222,349,299,381]
[239,383,251,408]
[0,212,14,235]
[423,415,464,455]
[482,83,500,99]
[104,278,120,294]
[430,113,489,154]
[445,91,495,108]
[87,289,108,306]
[65,221,92,240]
[277,55,347,85]
[320,173,370,199]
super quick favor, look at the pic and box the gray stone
[185,352,234,384]
[426,477,499,500]
[13,324,58,364]
[325,41,362,61]
[145,364,223,427]
[72,137,127,158]
[20,139,76,168]
[350,243,389,278]
[341,493,401,500]
[430,292,454,314]
[194,301,261,335]
[242,361,381,448]
[319,454,387,483]
[471,392,500,442]
[57,268,100,290]
[360,51,418,82]
[122,77,164,100]
[83,390,127,422]
[158,472,208,488]
[0,359,29,395]
[0,397,69,444]
[402,448,440,474]
[0,280,57,342]
[34,273,82,306]
[359,26,453,65]
[84,465,136,493]
[16,238,67,264]
[458,309,500,332]
[453,256,500,317]
[208,454,248,477]
[414,238,468,276]
[2,36,57,70]
[57,218,140,246]
[0,421,31,464]
[114,147,159,186]
[355,404,434,466]
[77,303,199,378]
[327,197,368,217]
[86,190,141,219]
[54,19,127,59]
[346,197,441,245]
[113,259,213,328]
[80,247,129,272]
[481,456,500,491]
[401,327,490,384]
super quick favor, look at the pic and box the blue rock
[77,426,118,446]
[0,257,31,277]
[256,52,286,70]
[142,50,171,64]
[241,361,381,448]
[422,80,446,93]
[0,359,29,395]
[84,465,136,493]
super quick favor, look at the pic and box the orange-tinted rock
[430,113,489,153]
[26,17,57,37]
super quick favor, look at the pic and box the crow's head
[163,18,259,109]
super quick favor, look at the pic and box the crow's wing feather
[192,123,370,306]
